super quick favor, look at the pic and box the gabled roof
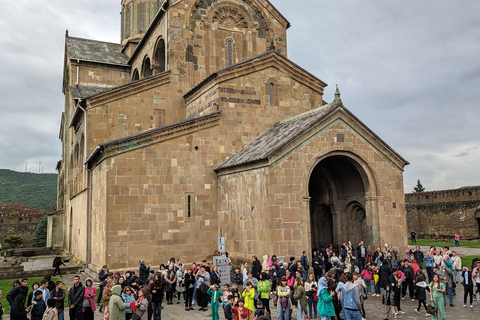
[66,36,129,66]
[70,85,115,100]
[216,102,409,171]
[0,203,44,215]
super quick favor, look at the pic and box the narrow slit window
[187,195,191,218]
[227,40,233,66]
[185,192,195,219]
[269,83,274,105]
[157,1,160,11]
[139,3,143,29]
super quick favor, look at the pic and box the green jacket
[317,288,335,316]
[293,285,307,311]
[109,285,126,320]
[257,280,271,299]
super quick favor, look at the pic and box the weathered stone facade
[54,0,409,270]
[0,204,44,247]
[406,187,480,238]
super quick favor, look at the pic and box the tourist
[472,261,480,303]
[301,251,310,280]
[242,262,249,285]
[425,249,435,283]
[101,279,113,320]
[233,298,248,320]
[254,300,266,318]
[360,262,373,295]
[293,277,307,320]
[340,273,363,320]
[31,290,46,320]
[451,251,462,284]
[413,246,424,268]
[317,276,335,320]
[305,273,318,320]
[405,245,414,262]
[184,268,195,311]
[222,284,232,309]
[39,279,51,303]
[224,295,234,320]
[51,281,65,320]
[52,254,65,278]
[269,255,281,270]
[242,281,255,320]
[133,287,149,320]
[460,265,474,308]
[10,295,32,320]
[207,284,222,320]
[68,275,84,320]
[210,265,222,287]
[414,271,429,315]
[411,231,417,243]
[429,274,446,320]
[139,260,151,282]
[175,263,186,304]
[356,241,367,272]
[82,278,97,320]
[258,272,271,315]
[42,298,58,320]
[390,268,404,315]
[330,252,340,266]
[439,256,454,307]
[313,251,324,281]
[270,263,279,294]
[262,255,270,273]
[122,286,136,320]
[27,282,40,306]
[164,264,176,305]
[454,233,460,247]
[434,251,443,268]
[97,265,110,307]
[252,256,262,280]
[6,277,28,310]
[232,267,244,294]
[382,285,395,320]
[195,266,210,311]
[276,277,291,320]
[401,259,415,300]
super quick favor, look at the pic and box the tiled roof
[0,203,44,215]
[216,103,338,170]
[66,36,129,66]
[70,85,114,100]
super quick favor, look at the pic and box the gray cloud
[0,0,479,191]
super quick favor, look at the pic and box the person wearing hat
[207,284,223,320]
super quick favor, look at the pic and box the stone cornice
[85,71,171,108]
[87,111,221,170]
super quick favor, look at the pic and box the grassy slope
[0,169,58,211]
[409,239,480,248]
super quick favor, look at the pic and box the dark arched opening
[153,38,166,73]
[142,56,153,78]
[132,68,139,81]
[475,210,480,235]
[309,155,369,251]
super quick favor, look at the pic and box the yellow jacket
[242,288,255,311]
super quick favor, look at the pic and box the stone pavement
[20,255,76,271]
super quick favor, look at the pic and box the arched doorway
[142,56,152,78]
[132,68,139,81]
[475,210,480,235]
[309,154,371,251]
[153,38,166,74]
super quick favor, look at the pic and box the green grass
[0,277,67,313]
[409,239,480,248]
[461,255,480,269]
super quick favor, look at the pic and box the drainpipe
[76,99,92,265]
[160,2,168,70]
[76,60,80,85]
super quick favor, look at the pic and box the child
[232,298,248,320]
[241,282,255,320]
[253,300,265,319]
[231,283,240,304]
[232,267,244,293]
[208,284,223,320]
[224,295,235,320]
[31,290,46,320]
[383,285,395,320]
[222,284,232,309]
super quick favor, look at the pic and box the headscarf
[85,278,93,289]
[317,277,328,296]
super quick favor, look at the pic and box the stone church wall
[0,214,43,247]
[406,187,480,238]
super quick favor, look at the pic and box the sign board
[218,265,232,285]
[213,255,229,266]
[218,237,226,253]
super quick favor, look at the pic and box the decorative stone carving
[211,6,249,29]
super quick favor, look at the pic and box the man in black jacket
[413,247,424,268]
[68,275,84,320]
[6,278,28,311]
[97,265,109,306]
[462,265,474,307]
[51,281,65,320]
[356,241,367,272]
[139,260,151,282]
[400,260,415,300]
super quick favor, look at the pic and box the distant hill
[0,169,57,211]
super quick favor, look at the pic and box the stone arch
[132,68,139,81]
[306,151,379,251]
[206,1,255,30]
[142,55,153,78]
[153,37,166,74]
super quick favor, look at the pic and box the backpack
[281,296,288,308]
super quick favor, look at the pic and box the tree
[4,234,24,247]
[31,215,48,247]
[413,179,426,193]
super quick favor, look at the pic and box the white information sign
[213,255,229,266]
[218,237,226,253]
[218,265,232,285]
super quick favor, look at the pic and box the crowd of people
[2,241,480,320]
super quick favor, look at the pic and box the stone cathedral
[52,0,409,270]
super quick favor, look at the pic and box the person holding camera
[472,261,480,304]
[242,282,255,320]
[461,265,474,308]
[305,274,318,320]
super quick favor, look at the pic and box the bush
[3,234,24,247]
[31,215,48,247]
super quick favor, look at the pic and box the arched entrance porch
[308,153,377,251]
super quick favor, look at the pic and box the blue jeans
[374,282,381,295]
[358,257,365,271]
[321,317,331,320]
[365,279,372,294]
[303,271,308,281]
[192,281,197,301]
[343,308,362,320]
[68,306,83,320]
[296,300,304,320]
[58,310,65,320]
[443,283,453,305]
[152,301,162,320]
[276,298,290,320]
[307,295,317,320]
[455,240,460,247]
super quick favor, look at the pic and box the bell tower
[121,0,164,45]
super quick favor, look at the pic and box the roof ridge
[67,36,122,46]
[279,102,335,124]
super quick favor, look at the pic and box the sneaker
[414,308,419,313]
[463,305,466,307]
[411,299,415,302]
[470,305,473,308]
[425,313,429,316]
[398,311,405,315]
[450,304,454,307]
[185,308,190,311]
[402,296,405,300]
[192,300,196,305]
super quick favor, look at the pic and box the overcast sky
[0,0,479,192]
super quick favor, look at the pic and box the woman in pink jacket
[82,278,97,320]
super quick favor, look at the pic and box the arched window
[139,3,143,30]
[153,38,166,74]
[269,83,274,105]
[132,69,139,81]
[227,40,233,66]
[142,56,153,78]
